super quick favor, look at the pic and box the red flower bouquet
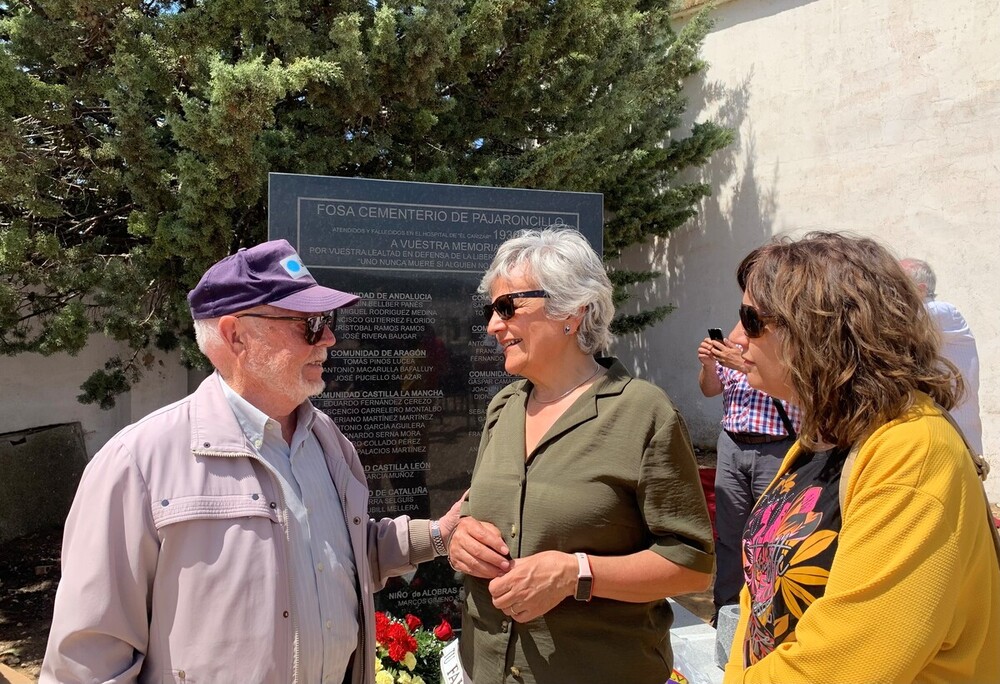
[374,611,456,684]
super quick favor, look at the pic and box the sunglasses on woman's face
[234,311,338,345]
[738,304,773,338]
[482,290,548,322]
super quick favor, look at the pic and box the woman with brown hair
[722,232,999,683]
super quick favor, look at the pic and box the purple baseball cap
[188,239,359,319]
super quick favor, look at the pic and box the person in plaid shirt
[698,254,802,619]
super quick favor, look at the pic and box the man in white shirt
[901,258,983,454]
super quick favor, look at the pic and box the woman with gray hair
[447,227,715,684]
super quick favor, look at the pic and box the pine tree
[0,0,731,407]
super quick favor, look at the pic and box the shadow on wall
[617,0,832,382]
[613,41,782,441]
[621,66,776,361]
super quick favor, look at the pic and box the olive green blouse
[459,358,715,684]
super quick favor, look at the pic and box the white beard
[245,349,326,408]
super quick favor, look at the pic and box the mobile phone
[708,328,725,342]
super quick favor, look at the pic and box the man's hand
[488,551,577,623]
[447,516,510,579]
[436,489,467,542]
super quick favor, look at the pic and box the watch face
[575,577,593,601]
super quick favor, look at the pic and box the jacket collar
[189,372,264,455]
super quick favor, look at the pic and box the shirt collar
[291,400,318,447]
[218,375,270,449]
[218,375,319,450]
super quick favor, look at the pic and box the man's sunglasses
[234,311,338,345]
[482,290,548,322]
[738,304,774,339]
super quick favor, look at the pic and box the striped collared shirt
[716,364,802,436]
[220,378,359,684]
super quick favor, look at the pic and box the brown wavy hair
[743,232,963,449]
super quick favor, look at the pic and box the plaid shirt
[716,364,803,436]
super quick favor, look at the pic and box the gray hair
[900,258,936,299]
[479,227,614,354]
[193,317,224,359]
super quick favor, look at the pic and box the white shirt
[926,299,983,454]
[220,378,359,684]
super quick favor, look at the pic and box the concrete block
[715,604,740,668]
[669,599,723,684]
[0,422,87,543]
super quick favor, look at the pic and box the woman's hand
[447,515,510,579]
[698,337,720,368]
[715,339,746,372]
[488,551,577,622]
[700,336,746,373]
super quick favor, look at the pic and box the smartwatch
[574,552,593,602]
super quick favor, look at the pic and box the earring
[564,325,572,335]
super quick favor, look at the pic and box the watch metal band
[430,520,448,557]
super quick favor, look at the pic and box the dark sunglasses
[482,290,548,322]
[234,311,338,345]
[738,304,775,338]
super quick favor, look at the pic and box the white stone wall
[613,0,1000,498]
[0,340,190,458]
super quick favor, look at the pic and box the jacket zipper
[341,486,365,684]
[195,449,301,684]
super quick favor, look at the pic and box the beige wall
[613,0,1000,498]
[0,341,190,458]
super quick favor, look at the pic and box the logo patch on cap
[280,255,310,280]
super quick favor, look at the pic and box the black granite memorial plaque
[269,173,603,627]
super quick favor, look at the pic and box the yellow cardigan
[724,393,1000,683]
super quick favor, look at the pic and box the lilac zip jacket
[41,373,435,684]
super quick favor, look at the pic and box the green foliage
[608,268,675,335]
[0,0,731,407]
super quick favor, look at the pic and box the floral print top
[741,447,847,667]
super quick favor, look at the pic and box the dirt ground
[0,524,715,681]
[0,527,61,681]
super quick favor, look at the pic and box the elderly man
[41,239,459,684]
[901,257,983,455]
